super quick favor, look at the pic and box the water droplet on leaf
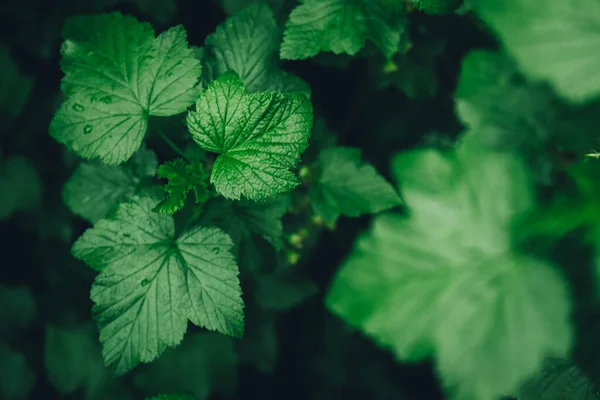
[72,103,85,112]
[100,96,112,104]
[83,125,93,134]
[212,247,220,254]
[140,279,150,287]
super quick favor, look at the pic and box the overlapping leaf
[327,141,572,400]
[187,71,312,200]
[204,3,310,96]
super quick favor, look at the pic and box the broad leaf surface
[72,195,244,375]
[187,71,312,200]
[280,0,406,60]
[326,141,572,400]
[50,13,201,163]
[64,147,158,223]
[473,0,600,103]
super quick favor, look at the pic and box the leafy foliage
[309,146,401,225]
[63,147,158,223]
[72,195,244,375]
[8,0,600,398]
[281,0,406,60]
[203,3,310,96]
[50,12,201,164]
[327,141,573,399]
[187,71,312,200]
[153,158,209,215]
[516,358,599,400]
[473,0,600,103]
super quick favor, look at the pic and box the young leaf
[204,3,310,96]
[186,71,312,200]
[50,13,202,164]
[326,141,572,400]
[309,147,401,225]
[472,0,600,103]
[63,147,158,223]
[71,195,244,375]
[280,0,406,60]
[0,156,41,220]
[153,158,209,215]
[134,333,237,400]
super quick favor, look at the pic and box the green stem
[156,128,190,163]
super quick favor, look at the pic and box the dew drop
[83,124,93,134]
[100,96,112,104]
[140,279,150,287]
[72,103,85,112]
[212,247,220,255]
[166,71,174,78]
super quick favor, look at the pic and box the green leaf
[454,50,559,182]
[186,71,312,200]
[204,3,310,96]
[63,147,158,223]
[0,156,41,220]
[516,358,599,400]
[326,142,573,400]
[455,50,555,143]
[153,158,209,215]
[50,13,202,164]
[472,0,600,103]
[0,45,34,120]
[71,195,244,375]
[309,147,401,225]
[45,323,111,399]
[0,344,35,400]
[134,333,237,400]
[280,0,406,60]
